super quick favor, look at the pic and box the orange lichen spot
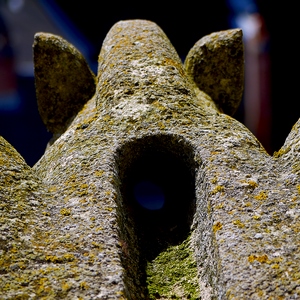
[79,281,89,290]
[210,151,220,155]
[95,170,104,177]
[211,185,224,195]
[207,202,211,214]
[158,121,165,129]
[45,253,75,263]
[296,185,300,195]
[240,179,258,189]
[254,191,268,200]
[257,255,270,263]
[253,215,261,220]
[102,115,111,121]
[49,186,57,192]
[211,177,217,184]
[232,219,245,228]
[153,101,167,111]
[293,272,300,280]
[91,241,102,249]
[216,203,224,209]
[60,208,71,216]
[257,290,264,297]
[273,146,290,158]
[62,282,72,292]
[63,253,75,262]
[248,180,258,189]
[213,221,223,232]
[45,255,60,263]
[271,264,279,269]
[248,254,269,264]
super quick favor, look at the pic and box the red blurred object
[0,12,20,111]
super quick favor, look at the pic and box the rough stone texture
[0,19,300,299]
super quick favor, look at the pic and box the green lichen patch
[146,235,200,299]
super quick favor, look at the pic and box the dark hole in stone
[123,150,195,261]
[134,180,165,210]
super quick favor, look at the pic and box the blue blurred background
[0,0,297,166]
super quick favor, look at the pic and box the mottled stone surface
[1,19,300,299]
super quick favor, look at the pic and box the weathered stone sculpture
[1,19,300,299]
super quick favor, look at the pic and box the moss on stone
[146,235,200,299]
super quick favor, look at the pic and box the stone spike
[33,32,96,134]
[1,19,300,299]
[184,28,244,116]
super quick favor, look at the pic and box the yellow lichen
[61,282,72,292]
[241,180,258,189]
[232,219,245,228]
[211,185,224,195]
[60,208,71,216]
[273,146,291,158]
[254,191,268,200]
[94,170,104,177]
[45,253,75,263]
[248,254,269,264]
[211,177,217,184]
[213,221,223,232]
[247,180,258,189]
[79,281,89,290]
[216,203,224,209]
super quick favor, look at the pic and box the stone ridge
[0,19,299,299]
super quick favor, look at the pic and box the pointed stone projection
[33,33,96,134]
[1,19,300,299]
[184,28,244,115]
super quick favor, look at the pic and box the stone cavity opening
[133,180,165,210]
[116,135,196,298]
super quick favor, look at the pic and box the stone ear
[184,29,244,116]
[33,33,96,134]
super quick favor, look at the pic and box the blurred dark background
[0,0,298,166]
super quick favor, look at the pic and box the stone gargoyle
[1,19,300,299]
